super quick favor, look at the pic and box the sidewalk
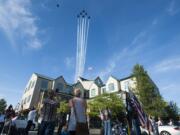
[29,129,101,135]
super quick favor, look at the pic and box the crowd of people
[0,88,177,135]
[0,89,89,135]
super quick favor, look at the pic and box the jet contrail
[74,11,90,82]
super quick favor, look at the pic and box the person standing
[25,107,36,134]
[39,90,59,135]
[68,89,89,135]
[2,105,16,134]
[149,116,159,135]
[99,109,104,135]
[157,117,163,126]
[168,119,173,126]
[103,108,112,135]
[5,105,15,120]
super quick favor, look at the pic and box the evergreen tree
[164,101,179,121]
[0,98,7,113]
[132,64,166,117]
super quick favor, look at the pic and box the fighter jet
[56,3,60,7]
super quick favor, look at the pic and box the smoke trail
[84,17,90,68]
[74,11,90,82]
[81,17,86,75]
[75,16,80,79]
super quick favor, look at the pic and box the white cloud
[167,0,179,16]
[98,31,148,80]
[131,31,146,45]
[160,83,180,107]
[161,84,176,91]
[88,67,93,71]
[64,57,75,69]
[0,0,42,49]
[153,57,180,73]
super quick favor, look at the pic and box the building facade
[20,73,74,110]
[20,73,159,110]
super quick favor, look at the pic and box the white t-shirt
[28,110,36,122]
[157,120,163,126]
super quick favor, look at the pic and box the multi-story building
[20,73,73,110]
[21,73,53,110]
[20,73,159,110]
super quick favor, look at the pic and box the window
[57,83,64,91]
[65,86,73,94]
[27,95,31,103]
[124,81,129,91]
[91,89,96,97]
[24,98,26,104]
[31,81,35,89]
[95,79,102,85]
[24,88,27,93]
[102,88,106,93]
[28,81,32,90]
[41,80,49,90]
[108,83,115,91]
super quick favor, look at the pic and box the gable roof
[78,77,91,81]
[34,73,54,80]
[94,76,105,87]
[110,75,120,81]
[119,75,133,81]
[55,75,67,84]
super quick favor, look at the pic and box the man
[39,90,59,135]
[25,107,36,134]
[2,105,16,134]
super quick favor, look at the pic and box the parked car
[158,125,180,135]
[140,125,180,135]
[11,115,27,129]
[12,115,38,129]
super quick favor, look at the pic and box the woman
[103,108,112,135]
[68,89,89,135]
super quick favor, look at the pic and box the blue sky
[0,0,180,107]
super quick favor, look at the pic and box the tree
[164,101,179,121]
[132,64,166,117]
[88,93,125,119]
[57,101,69,114]
[0,98,7,113]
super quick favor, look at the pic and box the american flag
[127,91,153,132]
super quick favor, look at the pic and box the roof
[78,77,90,81]
[55,75,67,83]
[119,75,134,81]
[80,80,94,90]
[109,75,120,81]
[34,73,54,81]
[94,76,104,87]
